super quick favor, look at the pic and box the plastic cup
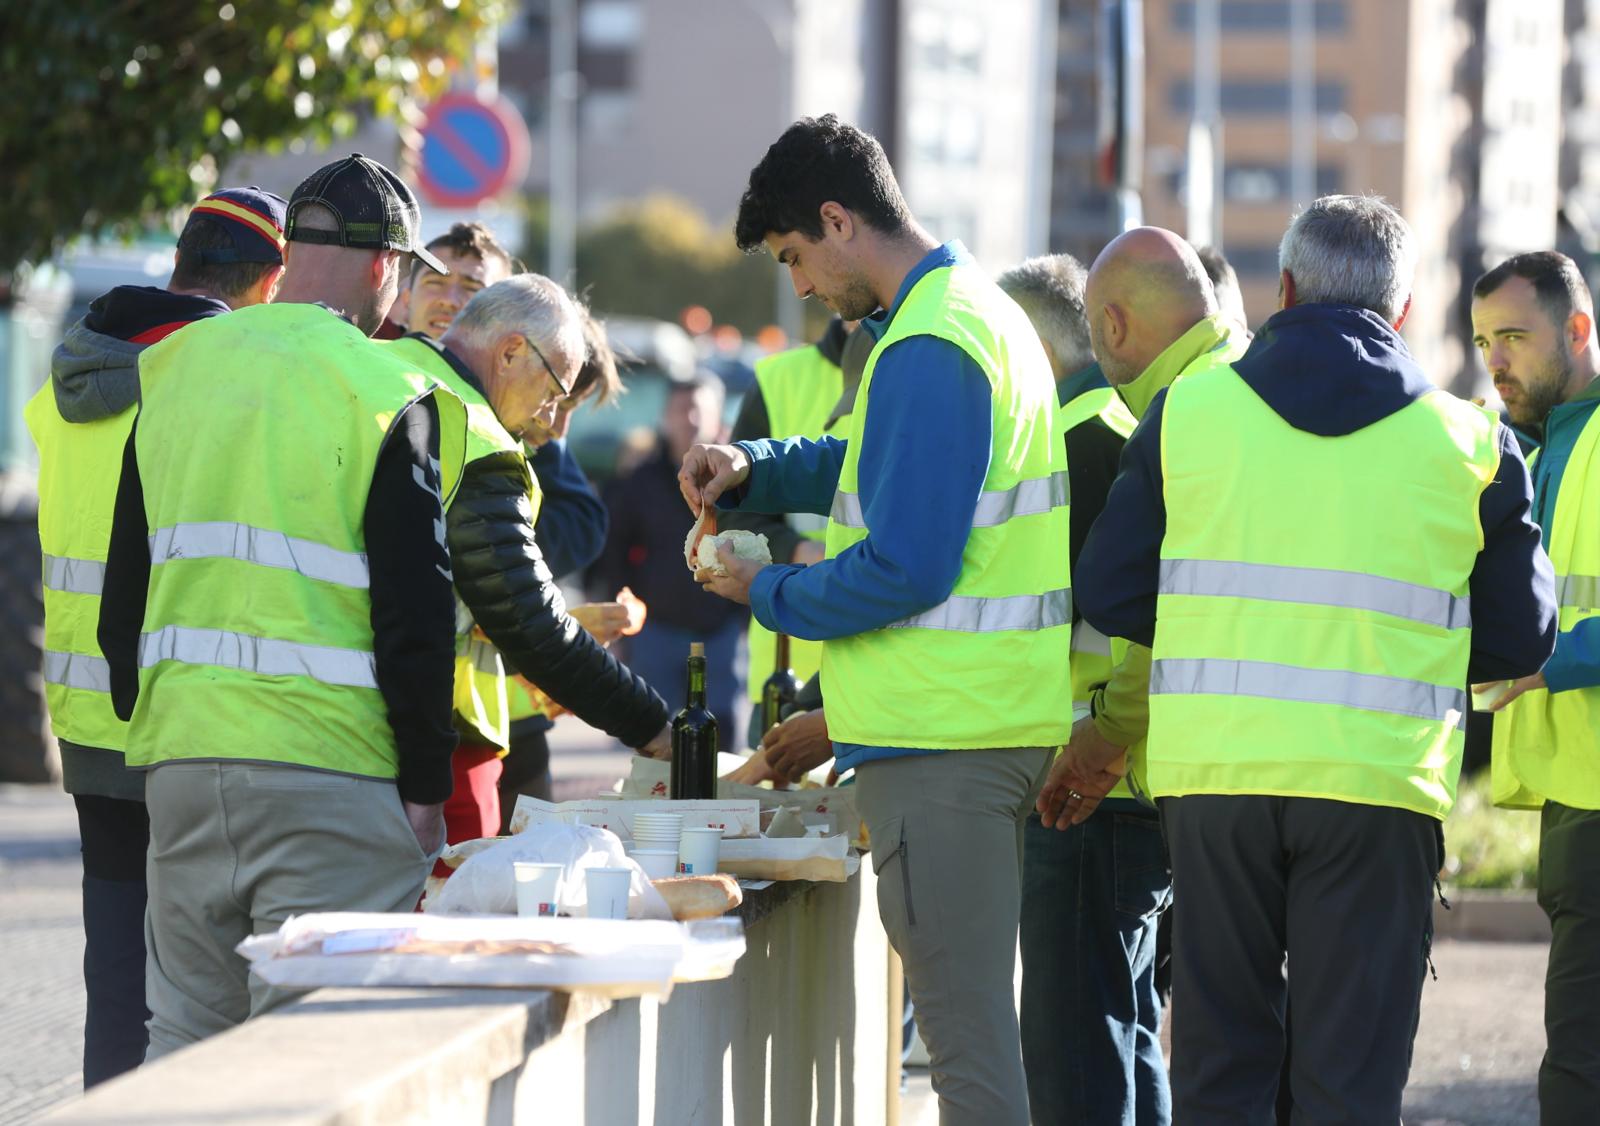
[677,826,723,876]
[586,867,632,919]
[512,862,563,918]
[632,849,678,880]
[1471,682,1512,712]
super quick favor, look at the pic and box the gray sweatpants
[856,747,1053,1126]
[143,762,435,1059]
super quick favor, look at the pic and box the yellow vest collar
[1118,314,1237,421]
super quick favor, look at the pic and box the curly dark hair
[733,114,911,252]
[407,221,521,284]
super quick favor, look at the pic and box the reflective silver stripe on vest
[1159,559,1471,630]
[889,587,1072,634]
[1071,620,1113,657]
[1151,657,1467,730]
[42,554,107,596]
[1557,573,1600,611]
[149,523,370,589]
[139,626,378,690]
[972,470,1071,528]
[466,637,502,676]
[42,651,111,693]
[830,470,1071,532]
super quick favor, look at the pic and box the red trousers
[431,744,504,878]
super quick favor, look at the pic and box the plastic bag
[427,822,671,920]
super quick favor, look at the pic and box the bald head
[1085,227,1218,386]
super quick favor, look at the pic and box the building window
[909,7,986,75]
[1221,244,1283,277]
[579,0,641,49]
[1221,163,1343,202]
[1172,1,1348,33]
[1170,80,1346,115]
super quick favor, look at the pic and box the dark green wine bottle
[671,642,719,799]
[759,633,802,738]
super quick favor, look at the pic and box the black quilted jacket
[448,450,669,748]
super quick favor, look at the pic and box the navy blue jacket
[1076,303,1557,685]
[528,439,608,580]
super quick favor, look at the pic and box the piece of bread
[692,530,772,575]
[651,873,744,920]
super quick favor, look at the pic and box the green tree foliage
[526,195,779,333]
[0,0,503,270]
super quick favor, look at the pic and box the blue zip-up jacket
[1077,303,1557,686]
[1530,377,1600,691]
[528,438,608,581]
[721,242,994,770]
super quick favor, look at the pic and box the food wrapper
[237,912,745,996]
[717,834,860,883]
[509,794,763,841]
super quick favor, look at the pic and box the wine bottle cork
[690,642,705,657]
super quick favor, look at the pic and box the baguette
[651,873,743,920]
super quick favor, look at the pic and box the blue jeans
[623,617,746,741]
[1020,802,1173,1126]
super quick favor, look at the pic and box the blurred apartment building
[1046,0,1567,394]
[507,0,1055,270]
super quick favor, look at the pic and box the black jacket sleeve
[1076,391,1170,648]
[1064,416,1128,624]
[529,439,609,580]
[449,452,670,748]
[1466,424,1558,682]
[99,423,150,721]
[366,396,460,804]
[717,384,807,564]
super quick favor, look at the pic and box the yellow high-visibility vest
[1149,363,1498,818]
[821,263,1072,750]
[129,304,467,777]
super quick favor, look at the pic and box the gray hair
[1278,194,1416,321]
[450,273,585,372]
[997,254,1094,372]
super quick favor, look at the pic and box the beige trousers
[856,747,1053,1126]
[142,761,433,1060]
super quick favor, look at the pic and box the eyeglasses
[527,337,571,399]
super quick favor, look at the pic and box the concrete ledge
[44,874,893,1125]
[1434,889,1550,943]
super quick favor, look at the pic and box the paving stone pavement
[3,770,1549,1126]
[0,785,85,1125]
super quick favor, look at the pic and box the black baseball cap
[283,153,449,275]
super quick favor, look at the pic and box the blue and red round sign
[416,92,532,208]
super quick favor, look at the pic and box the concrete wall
[46,873,894,1126]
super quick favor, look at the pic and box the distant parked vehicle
[567,315,743,484]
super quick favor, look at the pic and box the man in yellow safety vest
[1056,196,1557,1121]
[1472,250,1600,1123]
[685,114,1071,1125]
[29,186,286,1083]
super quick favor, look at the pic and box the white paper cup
[677,827,723,875]
[586,867,632,919]
[632,849,678,880]
[512,862,563,918]
[1471,682,1512,711]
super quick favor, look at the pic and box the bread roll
[651,873,743,920]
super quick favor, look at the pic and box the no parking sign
[416,92,532,208]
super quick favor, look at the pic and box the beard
[823,275,881,322]
[1501,346,1574,429]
